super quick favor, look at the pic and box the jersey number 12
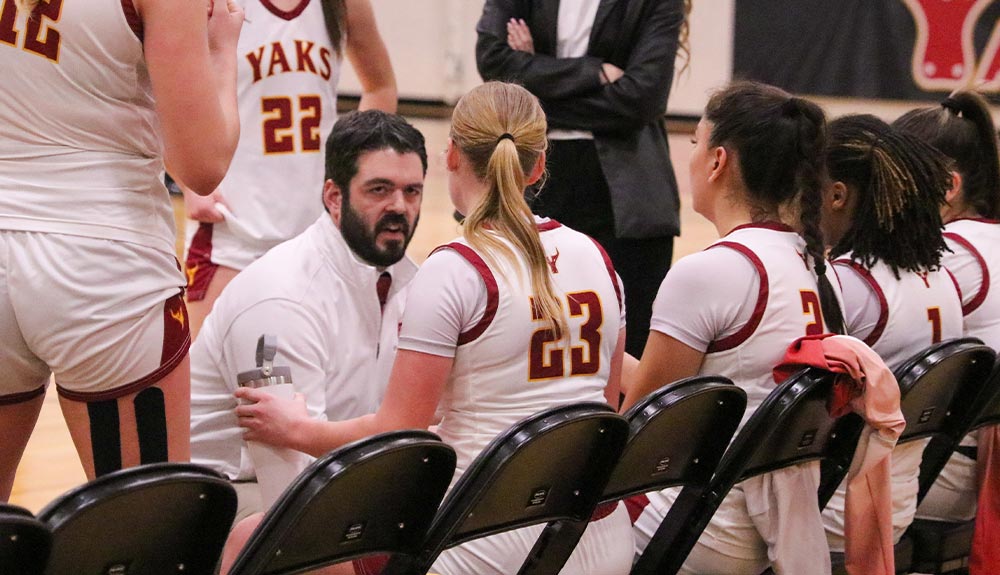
[0,0,63,62]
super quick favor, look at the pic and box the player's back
[438,221,623,475]
[0,0,173,253]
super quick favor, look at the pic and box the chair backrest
[603,375,747,501]
[893,338,995,445]
[38,462,237,575]
[633,368,848,575]
[904,341,997,501]
[970,357,1000,431]
[0,504,51,575]
[384,402,629,575]
[228,430,456,575]
[514,377,747,575]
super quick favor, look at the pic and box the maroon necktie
[376,272,392,313]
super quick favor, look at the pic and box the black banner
[733,0,1000,101]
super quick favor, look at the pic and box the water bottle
[238,334,309,509]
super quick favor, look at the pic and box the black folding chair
[0,504,50,575]
[517,376,747,575]
[907,352,1000,575]
[38,462,237,575]
[383,402,630,575]
[825,338,995,575]
[633,368,853,575]
[227,430,456,575]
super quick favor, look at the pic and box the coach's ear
[323,179,343,227]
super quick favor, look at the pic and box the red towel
[970,425,1000,574]
[774,334,905,575]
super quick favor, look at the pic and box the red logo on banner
[903,0,1000,91]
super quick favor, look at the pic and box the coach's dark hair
[826,115,950,278]
[324,110,427,207]
[705,80,844,334]
[893,90,1000,219]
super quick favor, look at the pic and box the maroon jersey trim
[624,493,650,523]
[432,243,500,346]
[944,232,990,315]
[0,385,46,406]
[536,219,563,232]
[705,241,769,353]
[588,238,623,312]
[725,221,796,236]
[260,0,311,20]
[945,267,964,302]
[57,293,191,402]
[184,223,219,302]
[120,0,142,41]
[835,259,888,347]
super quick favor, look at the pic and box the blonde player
[818,115,963,550]
[227,82,633,575]
[623,81,844,574]
[0,0,242,499]
[894,91,1000,523]
[183,0,396,336]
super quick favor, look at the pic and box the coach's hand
[235,388,309,450]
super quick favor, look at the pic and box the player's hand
[507,18,535,54]
[207,0,244,54]
[601,63,624,85]
[234,389,309,450]
[183,186,227,223]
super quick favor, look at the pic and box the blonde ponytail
[452,82,566,338]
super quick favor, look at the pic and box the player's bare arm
[138,0,243,194]
[344,0,397,113]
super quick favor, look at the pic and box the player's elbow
[170,155,233,196]
[167,135,238,195]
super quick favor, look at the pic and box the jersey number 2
[0,0,63,62]
[800,290,825,336]
[261,95,322,154]
[529,291,603,381]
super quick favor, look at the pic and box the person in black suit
[476,0,688,359]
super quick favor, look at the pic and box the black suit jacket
[476,0,682,238]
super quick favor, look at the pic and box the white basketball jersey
[943,218,1000,350]
[0,0,174,254]
[201,0,340,269]
[822,257,963,548]
[698,224,843,431]
[834,257,964,369]
[435,222,624,476]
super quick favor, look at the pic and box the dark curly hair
[826,114,951,278]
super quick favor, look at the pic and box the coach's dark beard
[340,202,418,267]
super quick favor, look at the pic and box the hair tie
[496,133,514,144]
[814,258,827,277]
[941,97,961,115]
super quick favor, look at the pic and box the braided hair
[826,115,951,278]
[704,81,844,334]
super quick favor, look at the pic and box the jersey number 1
[529,291,604,381]
[0,0,63,62]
